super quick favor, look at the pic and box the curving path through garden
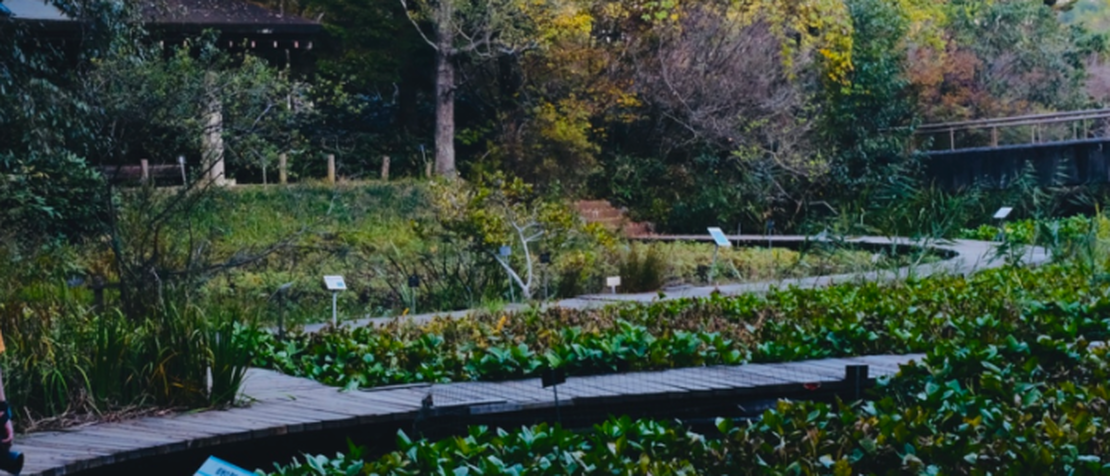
[17,236,1048,475]
[307,236,1049,332]
[562,235,1047,306]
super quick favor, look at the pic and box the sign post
[993,207,1013,242]
[541,367,567,424]
[500,245,514,303]
[177,155,187,185]
[274,282,293,340]
[606,276,621,294]
[766,220,775,249]
[408,274,420,315]
[323,275,347,327]
[540,252,551,300]
[707,227,732,285]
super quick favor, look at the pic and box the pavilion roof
[1,0,321,36]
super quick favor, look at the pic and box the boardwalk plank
[661,368,756,389]
[713,365,806,385]
[542,380,618,399]
[469,380,554,402]
[142,416,278,444]
[703,368,793,388]
[115,419,229,443]
[289,393,418,417]
[433,382,541,403]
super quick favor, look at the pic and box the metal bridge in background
[914,109,1110,188]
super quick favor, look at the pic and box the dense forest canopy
[3,0,1109,239]
[254,0,1110,228]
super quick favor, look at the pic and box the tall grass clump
[0,243,255,430]
[617,244,666,292]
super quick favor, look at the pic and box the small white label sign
[606,276,621,287]
[707,227,732,247]
[195,456,255,476]
[323,275,347,291]
[993,207,1013,220]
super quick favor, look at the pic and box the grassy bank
[2,178,999,430]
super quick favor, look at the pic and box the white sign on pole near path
[993,207,1013,220]
[323,275,347,291]
[707,227,732,247]
[195,456,255,476]
[606,276,621,287]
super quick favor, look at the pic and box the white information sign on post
[706,227,731,284]
[195,456,255,476]
[707,227,732,247]
[993,207,1013,220]
[323,275,346,326]
[323,275,347,291]
[606,276,621,294]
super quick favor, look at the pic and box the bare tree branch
[399,0,440,51]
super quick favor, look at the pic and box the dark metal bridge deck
[914,109,1110,188]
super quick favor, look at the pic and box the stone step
[574,200,652,237]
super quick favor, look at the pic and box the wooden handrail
[916,108,1110,134]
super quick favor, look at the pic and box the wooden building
[2,0,322,184]
[2,0,322,70]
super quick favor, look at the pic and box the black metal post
[845,365,869,400]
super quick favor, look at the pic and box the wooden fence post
[140,159,150,183]
[381,155,390,181]
[279,153,287,185]
[327,154,336,184]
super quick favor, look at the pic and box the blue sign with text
[195,456,255,476]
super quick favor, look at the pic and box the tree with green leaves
[399,0,538,177]
[822,0,917,191]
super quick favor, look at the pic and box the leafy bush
[0,151,107,242]
[959,214,1110,247]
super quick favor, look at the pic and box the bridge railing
[914,108,1110,152]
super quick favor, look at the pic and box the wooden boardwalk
[17,354,923,476]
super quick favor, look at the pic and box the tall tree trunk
[434,49,456,177]
[433,0,456,178]
[203,72,226,185]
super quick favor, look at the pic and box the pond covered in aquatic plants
[256,260,1110,475]
[245,262,1110,391]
